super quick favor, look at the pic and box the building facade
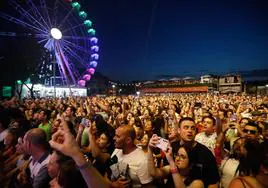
[139,74,242,94]
[218,74,242,93]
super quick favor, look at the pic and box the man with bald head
[110,125,153,187]
[22,128,51,188]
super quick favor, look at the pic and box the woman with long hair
[228,139,267,188]
[148,135,204,188]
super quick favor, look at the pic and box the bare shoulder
[189,179,204,188]
[228,178,243,188]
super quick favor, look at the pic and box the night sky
[1,0,268,83]
[85,0,268,82]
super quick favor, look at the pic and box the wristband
[76,155,92,170]
[77,162,92,170]
[170,167,178,174]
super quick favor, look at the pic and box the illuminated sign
[2,86,12,97]
[18,84,87,98]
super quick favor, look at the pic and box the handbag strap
[220,158,229,176]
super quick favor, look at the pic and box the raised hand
[163,145,174,165]
[148,134,159,149]
[111,177,131,188]
[77,124,85,135]
[88,123,95,140]
[49,118,81,157]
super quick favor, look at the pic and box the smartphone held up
[155,136,169,152]
[81,118,90,127]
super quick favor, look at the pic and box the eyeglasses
[243,129,257,135]
[174,154,187,160]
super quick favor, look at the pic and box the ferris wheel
[0,0,99,87]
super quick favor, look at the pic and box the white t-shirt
[195,132,217,155]
[110,148,153,188]
[220,158,239,188]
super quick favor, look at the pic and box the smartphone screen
[81,118,90,127]
[230,115,237,122]
[156,137,169,152]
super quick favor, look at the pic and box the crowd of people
[0,93,268,188]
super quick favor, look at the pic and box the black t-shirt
[93,158,109,176]
[85,152,111,177]
[171,141,220,187]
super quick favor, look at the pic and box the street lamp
[136,91,140,96]
[112,84,116,95]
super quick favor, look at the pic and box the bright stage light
[50,28,62,40]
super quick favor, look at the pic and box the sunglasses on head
[243,129,257,135]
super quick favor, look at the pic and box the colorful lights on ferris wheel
[90,37,98,44]
[90,61,98,68]
[88,68,95,75]
[71,2,81,10]
[69,1,99,86]
[1,0,101,88]
[67,1,100,86]
[87,28,96,36]
[91,46,99,52]
[78,79,86,87]
[83,74,91,81]
[78,11,87,19]
[91,54,99,60]
[84,20,92,28]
